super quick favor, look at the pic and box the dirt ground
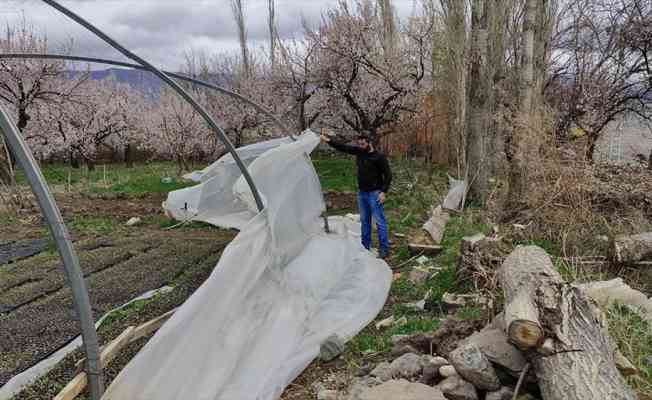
[0,191,234,387]
[1,189,360,398]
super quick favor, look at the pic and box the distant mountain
[66,68,233,98]
[89,68,161,94]
[66,68,161,95]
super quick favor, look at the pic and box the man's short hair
[357,134,370,141]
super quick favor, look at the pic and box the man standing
[321,133,392,259]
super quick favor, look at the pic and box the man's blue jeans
[357,190,389,256]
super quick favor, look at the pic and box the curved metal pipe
[0,53,291,135]
[0,104,105,398]
[41,0,265,213]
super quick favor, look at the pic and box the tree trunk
[648,149,652,170]
[17,107,30,132]
[499,246,637,400]
[465,0,490,202]
[124,143,134,168]
[507,0,536,205]
[533,0,553,98]
[231,0,250,77]
[378,0,396,59]
[70,151,80,169]
[585,134,597,162]
[299,99,307,131]
[441,0,467,177]
[268,0,277,70]
[0,136,15,185]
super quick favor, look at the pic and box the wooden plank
[55,327,135,400]
[53,373,87,400]
[74,308,178,374]
[101,326,135,365]
[130,308,177,342]
[407,243,443,256]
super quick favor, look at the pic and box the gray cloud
[2,0,416,70]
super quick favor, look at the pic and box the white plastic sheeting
[165,136,294,229]
[103,130,392,400]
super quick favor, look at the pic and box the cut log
[499,246,637,400]
[499,247,548,350]
[576,278,652,324]
[611,232,652,264]
[408,243,443,256]
[422,206,449,244]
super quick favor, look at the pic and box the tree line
[0,0,650,206]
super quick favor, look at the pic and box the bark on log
[500,246,637,400]
[612,232,652,264]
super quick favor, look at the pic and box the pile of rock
[338,349,523,400]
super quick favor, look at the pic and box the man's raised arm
[320,134,364,155]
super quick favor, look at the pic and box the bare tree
[549,0,652,160]
[276,35,322,131]
[378,0,397,58]
[311,0,427,141]
[231,0,250,77]
[268,0,278,70]
[0,19,84,183]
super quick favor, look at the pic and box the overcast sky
[1,0,417,70]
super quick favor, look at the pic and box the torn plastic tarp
[442,175,467,211]
[103,130,392,400]
[165,136,294,229]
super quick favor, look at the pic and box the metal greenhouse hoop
[0,1,276,398]
[0,104,105,398]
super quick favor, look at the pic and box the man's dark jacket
[327,140,392,193]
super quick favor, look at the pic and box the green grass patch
[0,213,17,226]
[348,331,389,355]
[69,215,121,236]
[100,297,152,329]
[347,316,440,356]
[387,316,439,336]
[607,304,652,394]
[313,157,357,192]
[437,213,491,270]
[15,162,198,195]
